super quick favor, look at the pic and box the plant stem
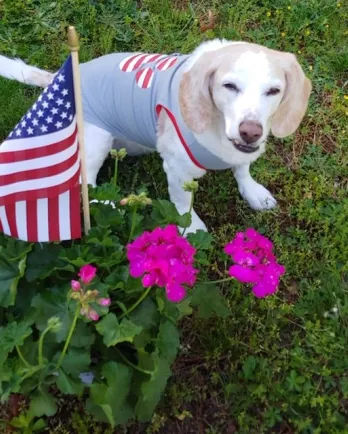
[16,346,32,369]
[119,286,152,320]
[113,157,119,187]
[115,348,152,375]
[199,277,234,285]
[181,191,194,237]
[56,305,80,369]
[38,328,51,366]
[128,206,138,242]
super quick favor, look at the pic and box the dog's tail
[0,55,54,88]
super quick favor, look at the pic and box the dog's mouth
[232,140,259,154]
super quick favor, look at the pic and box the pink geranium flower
[126,225,198,303]
[78,264,97,284]
[225,229,285,298]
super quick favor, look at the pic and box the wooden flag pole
[67,26,91,235]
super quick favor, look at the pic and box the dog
[0,39,312,233]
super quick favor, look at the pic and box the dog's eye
[266,87,280,96]
[223,82,239,92]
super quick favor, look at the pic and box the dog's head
[179,42,312,156]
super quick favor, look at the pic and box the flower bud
[47,316,63,333]
[88,309,100,321]
[183,181,199,193]
[120,198,129,206]
[98,297,111,307]
[71,280,81,291]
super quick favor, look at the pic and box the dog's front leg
[162,157,207,234]
[232,164,277,210]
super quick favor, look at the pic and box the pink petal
[78,264,97,284]
[252,281,269,298]
[232,250,260,266]
[229,265,260,283]
[71,280,81,291]
[166,282,186,303]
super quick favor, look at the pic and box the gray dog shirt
[80,52,231,170]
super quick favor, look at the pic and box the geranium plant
[0,151,285,430]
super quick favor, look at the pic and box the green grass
[0,0,347,432]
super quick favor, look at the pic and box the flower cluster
[224,228,285,298]
[70,265,111,321]
[126,225,198,302]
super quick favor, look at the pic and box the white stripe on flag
[0,118,76,152]
[0,137,78,175]
[0,158,80,198]
[37,198,49,242]
[0,205,10,235]
[15,201,28,241]
[58,190,71,240]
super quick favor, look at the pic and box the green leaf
[56,369,84,395]
[105,265,129,290]
[29,388,57,417]
[129,298,159,330]
[242,356,257,380]
[157,321,180,365]
[69,321,95,349]
[2,238,32,261]
[31,287,71,343]
[86,361,133,426]
[0,249,26,307]
[89,183,121,203]
[190,284,229,319]
[151,200,191,228]
[25,243,67,281]
[32,418,46,431]
[135,357,172,422]
[96,313,142,347]
[61,348,91,377]
[187,230,214,250]
[0,322,32,365]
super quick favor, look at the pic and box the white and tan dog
[0,40,311,233]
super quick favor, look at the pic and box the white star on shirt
[42,101,49,109]
[32,118,39,126]
[61,88,68,96]
[50,107,58,115]
[57,73,65,82]
[27,127,34,135]
[45,116,53,124]
[21,120,27,127]
[47,92,54,100]
[52,83,59,91]
[37,109,44,118]
[60,112,67,119]
[56,98,64,106]
[55,121,63,129]
[40,125,48,133]
[65,102,71,109]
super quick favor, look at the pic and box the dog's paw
[239,181,277,210]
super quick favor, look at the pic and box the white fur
[0,40,284,234]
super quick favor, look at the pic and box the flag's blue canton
[8,56,75,140]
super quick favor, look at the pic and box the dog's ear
[271,53,312,138]
[179,52,221,134]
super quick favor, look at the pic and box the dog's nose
[239,121,263,144]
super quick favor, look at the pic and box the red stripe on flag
[0,149,79,186]
[48,195,60,241]
[5,203,18,239]
[69,184,81,238]
[0,170,80,206]
[26,200,38,242]
[0,128,77,163]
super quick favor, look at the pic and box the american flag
[0,55,81,242]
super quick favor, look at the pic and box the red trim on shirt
[156,104,206,170]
